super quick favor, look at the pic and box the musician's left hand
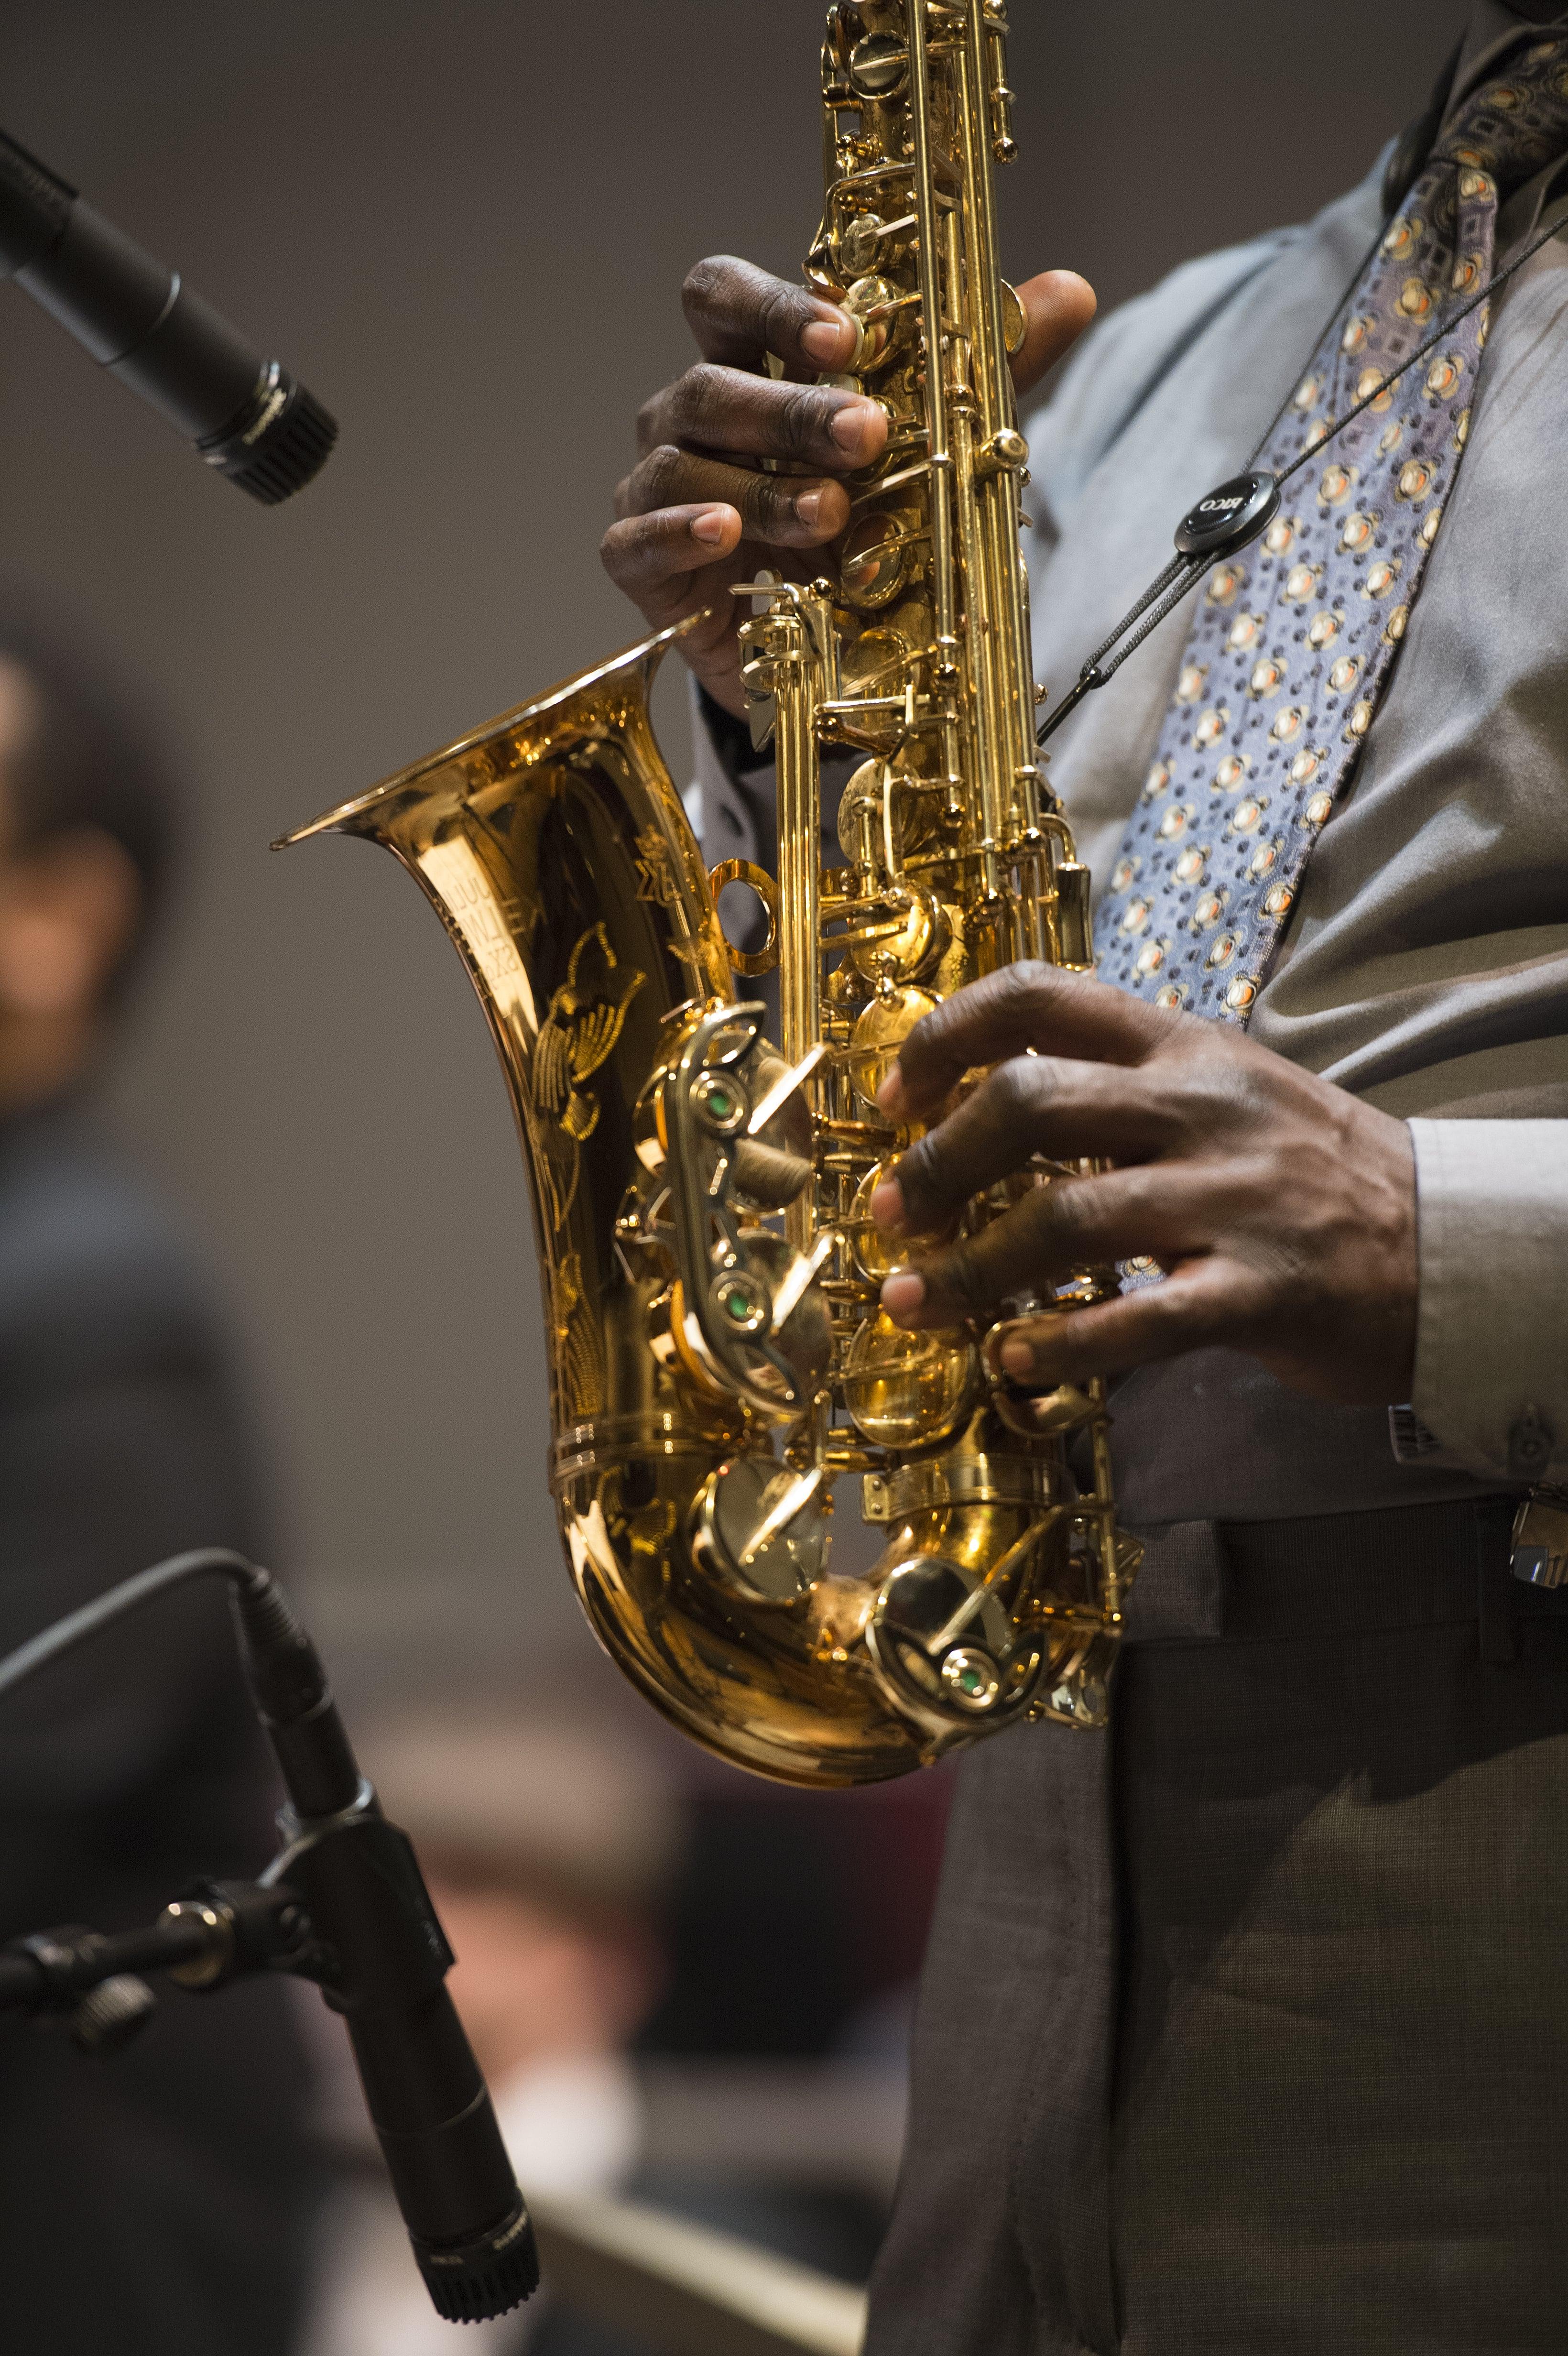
[868,963,1418,1406]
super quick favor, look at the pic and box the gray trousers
[865,1498,1568,2355]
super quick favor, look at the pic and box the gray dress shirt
[694,29,1568,1524]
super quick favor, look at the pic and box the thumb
[1009,269,1097,398]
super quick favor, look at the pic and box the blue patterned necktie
[1093,37,1568,1019]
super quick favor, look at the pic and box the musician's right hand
[600,255,1096,717]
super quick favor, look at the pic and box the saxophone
[280,0,1139,1786]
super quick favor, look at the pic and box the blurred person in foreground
[0,597,315,2354]
[301,1713,683,2356]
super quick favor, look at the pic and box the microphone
[0,126,336,504]
[229,1575,539,2324]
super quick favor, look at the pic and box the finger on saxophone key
[682,254,857,375]
[634,368,884,480]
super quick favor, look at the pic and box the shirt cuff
[688,676,776,869]
[696,683,768,782]
[1410,1118,1568,1485]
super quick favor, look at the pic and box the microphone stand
[0,1551,539,2328]
[0,1872,312,2057]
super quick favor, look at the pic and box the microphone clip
[263,1780,454,2015]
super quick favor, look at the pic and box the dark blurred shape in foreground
[0,592,314,2356]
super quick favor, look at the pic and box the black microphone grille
[198,360,338,506]
[411,2193,541,2326]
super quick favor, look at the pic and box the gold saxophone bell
[280,0,1140,1789]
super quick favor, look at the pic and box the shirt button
[1508,1405,1555,1481]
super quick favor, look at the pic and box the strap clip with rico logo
[1172,469,1279,560]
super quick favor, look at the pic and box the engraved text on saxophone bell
[634,825,710,982]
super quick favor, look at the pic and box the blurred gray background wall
[0,0,1469,1704]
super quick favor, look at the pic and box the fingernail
[794,487,826,530]
[829,400,878,455]
[882,1269,926,1321]
[998,1311,1070,1384]
[800,312,852,366]
[691,507,730,546]
[875,1066,905,1114]
[869,1178,904,1232]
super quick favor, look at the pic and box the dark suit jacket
[0,1097,315,2356]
